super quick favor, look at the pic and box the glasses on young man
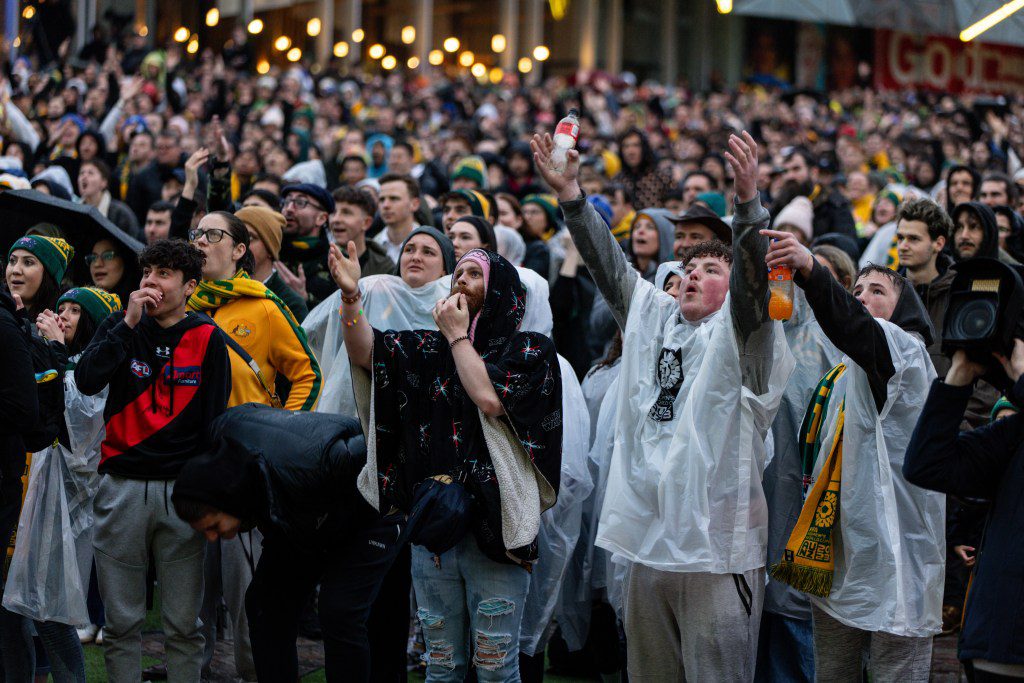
[282,196,323,211]
[84,250,118,265]
[189,228,232,244]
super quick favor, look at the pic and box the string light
[401,25,416,44]
[137,25,149,37]
[368,43,385,60]
[247,19,264,35]
[533,45,550,61]
[443,37,460,52]
[205,8,219,27]
[491,34,506,52]
[274,35,291,51]
[489,67,504,83]
[333,41,350,58]
[352,28,365,43]
[428,49,444,65]
[716,0,733,13]
[407,56,420,69]
[459,51,474,67]
[471,63,487,78]
[186,38,199,54]
[256,59,270,74]
[21,6,35,19]
[173,27,190,43]
[960,0,1024,40]
[382,55,397,70]
[518,57,533,73]
[287,47,302,62]
[307,18,322,37]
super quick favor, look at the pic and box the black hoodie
[952,201,1000,261]
[797,259,933,411]
[173,404,372,551]
[0,290,39,528]
[75,311,230,479]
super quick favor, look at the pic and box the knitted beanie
[57,286,122,325]
[8,234,74,283]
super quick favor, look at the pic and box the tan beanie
[236,206,286,260]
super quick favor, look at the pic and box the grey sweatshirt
[560,192,774,393]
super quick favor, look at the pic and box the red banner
[874,29,1024,94]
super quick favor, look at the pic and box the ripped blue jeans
[411,537,531,682]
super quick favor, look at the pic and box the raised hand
[724,130,759,204]
[35,309,64,342]
[994,338,1024,384]
[530,133,581,202]
[328,242,362,296]
[275,260,308,301]
[184,147,210,196]
[760,228,814,278]
[433,294,470,341]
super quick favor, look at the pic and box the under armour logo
[155,346,171,358]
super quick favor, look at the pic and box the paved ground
[135,628,966,682]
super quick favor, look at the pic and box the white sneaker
[77,624,98,644]
[94,628,104,646]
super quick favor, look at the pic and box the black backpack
[20,318,66,452]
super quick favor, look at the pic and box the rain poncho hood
[595,278,795,573]
[626,208,677,273]
[365,133,394,178]
[952,201,1001,261]
[495,225,526,266]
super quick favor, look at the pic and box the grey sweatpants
[624,564,765,682]
[200,530,263,682]
[92,475,206,683]
[811,604,932,682]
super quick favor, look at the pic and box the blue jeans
[412,538,531,682]
[754,610,814,683]
[0,609,86,683]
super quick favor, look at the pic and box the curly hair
[139,239,205,285]
[680,239,733,267]
[332,185,377,217]
[896,197,953,241]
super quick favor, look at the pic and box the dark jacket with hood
[0,290,39,537]
[173,404,375,552]
[796,259,933,412]
[75,310,231,479]
[811,185,857,240]
[903,375,1024,667]
[952,200,1020,269]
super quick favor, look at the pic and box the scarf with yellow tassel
[769,363,846,598]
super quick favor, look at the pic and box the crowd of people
[0,16,1023,683]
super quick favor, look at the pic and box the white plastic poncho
[3,366,101,626]
[763,290,842,621]
[808,321,944,637]
[596,280,795,574]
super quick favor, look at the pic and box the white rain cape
[596,279,795,574]
[808,320,944,637]
[3,363,104,625]
[763,290,842,620]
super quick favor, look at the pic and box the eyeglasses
[282,196,323,211]
[189,228,232,244]
[84,250,118,265]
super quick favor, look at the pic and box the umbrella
[0,189,144,286]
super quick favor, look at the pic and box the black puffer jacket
[174,403,374,552]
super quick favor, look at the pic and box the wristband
[449,335,470,349]
[341,291,361,304]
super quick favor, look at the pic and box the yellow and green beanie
[57,286,122,325]
[452,189,491,220]
[522,193,561,231]
[451,155,488,189]
[8,235,74,284]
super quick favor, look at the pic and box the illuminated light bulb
[22,6,35,19]
[287,47,302,62]
[352,28,364,43]
[368,43,385,60]
[205,8,219,27]
[173,26,190,43]
[532,45,550,61]
[518,57,533,73]
[407,56,420,69]
[443,37,459,52]
[13,36,19,47]
[428,49,444,65]
[138,25,149,37]
[186,38,199,54]
[716,0,733,13]
[307,18,321,37]
[458,50,474,67]
[274,35,291,51]
[247,18,264,34]
[256,59,270,74]
[489,67,503,83]
[333,41,350,58]
[491,34,506,52]
[382,55,397,70]
[401,25,416,44]
[471,62,486,78]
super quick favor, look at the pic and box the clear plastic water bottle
[549,108,580,173]
[768,263,794,321]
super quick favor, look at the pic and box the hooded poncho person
[351,250,563,563]
[771,260,944,637]
[762,287,842,624]
[626,209,677,274]
[952,201,1001,261]
[365,133,393,179]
